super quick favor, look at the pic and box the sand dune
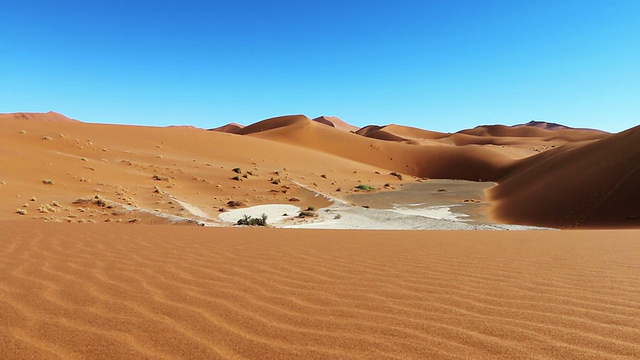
[209,123,245,134]
[239,115,514,181]
[1,111,638,228]
[490,125,640,228]
[312,116,359,132]
[1,221,638,359]
[458,124,608,142]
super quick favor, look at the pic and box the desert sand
[1,111,639,359]
[1,222,639,359]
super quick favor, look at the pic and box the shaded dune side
[240,115,513,181]
[490,125,640,228]
[1,222,639,360]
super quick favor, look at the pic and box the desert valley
[0,111,639,359]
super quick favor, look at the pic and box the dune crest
[312,116,359,132]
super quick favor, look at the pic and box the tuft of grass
[16,209,28,215]
[152,175,169,181]
[437,188,447,192]
[236,213,268,226]
[232,167,242,174]
[355,184,375,191]
[334,213,342,220]
[42,179,54,185]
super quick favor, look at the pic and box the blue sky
[1,1,638,132]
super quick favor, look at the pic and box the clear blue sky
[1,0,638,132]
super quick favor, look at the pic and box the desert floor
[1,222,638,359]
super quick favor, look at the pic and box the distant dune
[208,122,245,134]
[0,111,637,228]
[312,115,359,132]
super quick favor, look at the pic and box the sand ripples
[1,223,638,359]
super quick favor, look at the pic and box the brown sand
[1,222,638,359]
[490,125,640,228]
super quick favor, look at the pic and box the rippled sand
[1,222,638,359]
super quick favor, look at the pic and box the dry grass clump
[236,213,268,227]
[42,179,54,185]
[73,194,108,207]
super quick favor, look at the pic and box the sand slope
[239,115,514,181]
[1,222,639,359]
[490,125,640,228]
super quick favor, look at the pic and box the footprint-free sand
[1,222,638,359]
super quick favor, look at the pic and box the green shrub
[236,213,268,226]
[355,184,375,191]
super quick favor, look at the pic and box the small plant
[437,188,447,192]
[232,167,242,174]
[16,209,27,215]
[298,210,316,218]
[236,213,268,226]
[334,213,342,220]
[231,176,242,181]
[42,179,54,185]
[152,175,169,181]
[306,206,315,211]
[355,184,375,191]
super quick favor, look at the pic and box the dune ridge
[1,222,639,359]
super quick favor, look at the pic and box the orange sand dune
[458,124,608,142]
[0,112,396,223]
[490,125,640,228]
[209,123,245,134]
[239,115,514,181]
[1,221,638,359]
[312,116,359,132]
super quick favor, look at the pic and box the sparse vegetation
[306,206,315,211]
[298,210,317,218]
[73,194,107,207]
[226,200,243,207]
[355,184,375,191]
[437,188,447,192]
[236,213,268,226]
[334,213,342,219]
[231,176,242,181]
[390,172,403,180]
[16,209,27,215]
[152,175,169,181]
[232,167,242,174]
[42,179,54,185]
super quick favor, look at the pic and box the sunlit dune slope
[0,113,394,222]
[490,124,640,228]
